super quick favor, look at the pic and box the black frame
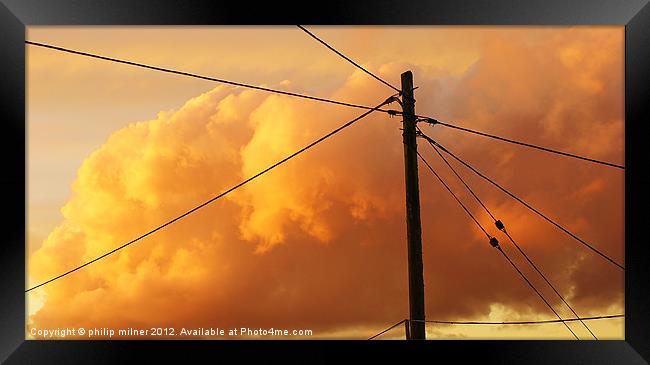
[1,0,649,363]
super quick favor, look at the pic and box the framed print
[1,0,649,363]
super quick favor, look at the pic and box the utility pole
[404,319,411,340]
[401,70,426,340]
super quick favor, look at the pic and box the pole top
[401,71,414,95]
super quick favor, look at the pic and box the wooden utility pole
[404,319,411,340]
[401,70,426,340]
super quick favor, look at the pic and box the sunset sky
[26,26,624,339]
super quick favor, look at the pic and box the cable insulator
[495,220,505,231]
[489,237,500,248]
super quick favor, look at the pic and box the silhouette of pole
[404,319,411,339]
[401,71,426,340]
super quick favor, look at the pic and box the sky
[26,26,624,340]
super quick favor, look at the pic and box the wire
[410,314,623,325]
[416,151,491,239]
[501,229,598,339]
[420,129,497,222]
[420,118,624,170]
[367,319,407,340]
[296,25,401,94]
[496,245,579,339]
[25,40,399,116]
[426,138,625,271]
[368,314,623,340]
[420,132,598,339]
[25,96,396,293]
[417,139,577,339]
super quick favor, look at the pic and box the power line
[496,245,579,339]
[367,319,407,340]
[501,229,598,339]
[417,146,577,339]
[420,117,624,170]
[421,131,597,339]
[25,96,396,293]
[368,314,623,340]
[25,40,399,116]
[418,128,497,222]
[425,137,625,271]
[35,34,620,174]
[296,25,401,93]
[410,314,623,325]
[416,151,491,239]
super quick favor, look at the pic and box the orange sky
[26,26,624,340]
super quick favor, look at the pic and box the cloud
[28,27,623,339]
